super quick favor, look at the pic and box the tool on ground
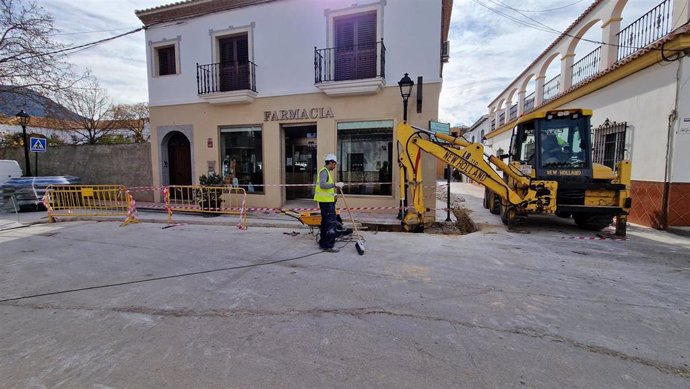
[338,187,365,255]
[278,209,334,234]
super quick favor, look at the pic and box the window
[220,126,263,193]
[518,128,536,164]
[156,45,177,76]
[337,120,393,196]
[539,120,587,168]
[334,12,377,81]
[218,34,250,91]
[593,120,627,170]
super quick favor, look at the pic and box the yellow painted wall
[150,83,441,216]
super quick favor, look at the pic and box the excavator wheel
[482,188,491,209]
[487,190,500,215]
[499,202,516,226]
[573,213,614,231]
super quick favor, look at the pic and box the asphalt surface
[1,183,689,388]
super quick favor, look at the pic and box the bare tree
[0,0,76,101]
[49,76,117,144]
[111,102,150,143]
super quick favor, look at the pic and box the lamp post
[15,109,32,176]
[398,73,414,123]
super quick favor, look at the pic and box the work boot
[322,247,339,253]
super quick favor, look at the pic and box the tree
[0,0,76,101]
[48,76,117,145]
[111,102,150,143]
[0,130,22,147]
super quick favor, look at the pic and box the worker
[541,132,562,164]
[314,154,344,252]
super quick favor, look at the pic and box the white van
[0,160,23,185]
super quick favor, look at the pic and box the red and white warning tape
[561,236,629,241]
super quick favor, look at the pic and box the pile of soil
[425,185,477,235]
[425,207,478,235]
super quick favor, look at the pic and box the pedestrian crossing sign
[30,137,47,153]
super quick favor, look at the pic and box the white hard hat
[325,153,337,163]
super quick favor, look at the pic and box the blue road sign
[30,137,47,153]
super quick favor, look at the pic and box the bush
[196,173,225,211]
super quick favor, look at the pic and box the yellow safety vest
[314,166,335,203]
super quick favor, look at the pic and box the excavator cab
[509,109,592,181]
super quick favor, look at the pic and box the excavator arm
[396,122,558,230]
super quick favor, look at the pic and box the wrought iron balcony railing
[314,40,386,83]
[617,0,671,61]
[197,61,257,95]
[524,92,535,112]
[509,103,518,120]
[571,46,601,86]
[543,74,561,101]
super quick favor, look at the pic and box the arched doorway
[167,131,192,185]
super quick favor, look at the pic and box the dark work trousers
[318,201,337,249]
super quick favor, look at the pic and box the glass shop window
[220,126,263,193]
[337,120,393,196]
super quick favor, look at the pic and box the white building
[483,0,690,229]
[136,0,452,212]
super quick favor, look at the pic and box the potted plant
[196,173,225,213]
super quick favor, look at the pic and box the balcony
[572,46,601,86]
[617,0,672,62]
[196,61,257,105]
[314,40,386,96]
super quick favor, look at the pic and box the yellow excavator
[397,109,632,235]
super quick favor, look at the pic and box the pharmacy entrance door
[283,124,317,200]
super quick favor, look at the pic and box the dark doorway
[168,132,192,186]
[284,125,317,200]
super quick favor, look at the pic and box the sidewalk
[6,182,678,237]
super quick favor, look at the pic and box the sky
[36,0,657,127]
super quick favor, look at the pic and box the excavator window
[519,129,536,164]
[539,121,587,168]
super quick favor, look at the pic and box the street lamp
[398,73,414,123]
[15,109,32,176]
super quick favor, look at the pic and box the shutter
[219,34,249,91]
[219,38,235,64]
[237,37,249,64]
[355,12,376,78]
[334,17,355,81]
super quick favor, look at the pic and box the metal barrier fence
[43,185,138,226]
[164,185,247,229]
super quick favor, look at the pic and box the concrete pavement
[1,183,689,388]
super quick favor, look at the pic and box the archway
[167,131,192,186]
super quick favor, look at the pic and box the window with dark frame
[218,34,250,91]
[334,12,377,81]
[157,45,176,76]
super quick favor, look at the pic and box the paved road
[1,185,689,388]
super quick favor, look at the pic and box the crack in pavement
[4,301,689,378]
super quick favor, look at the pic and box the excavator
[396,108,632,236]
